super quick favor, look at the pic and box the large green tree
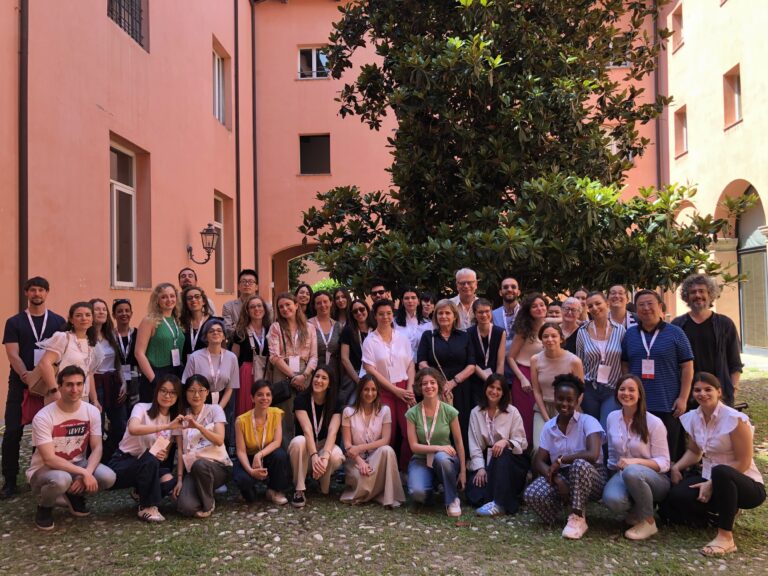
[300,0,749,298]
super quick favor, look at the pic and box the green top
[405,401,459,460]
[146,316,185,368]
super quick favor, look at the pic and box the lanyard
[640,328,660,359]
[189,327,201,351]
[485,408,498,442]
[589,322,612,363]
[317,320,336,350]
[115,328,133,362]
[248,327,266,355]
[184,407,207,453]
[311,397,325,445]
[252,410,269,451]
[421,402,441,445]
[162,317,180,342]
[476,328,491,367]
[26,310,48,342]
[205,350,223,387]
[361,409,375,444]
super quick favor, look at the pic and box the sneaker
[194,501,215,518]
[624,519,658,541]
[476,501,505,517]
[214,484,228,495]
[447,497,462,517]
[35,506,55,531]
[137,505,165,523]
[266,489,288,506]
[291,490,306,509]
[63,493,90,517]
[0,481,17,499]
[562,513,588,539]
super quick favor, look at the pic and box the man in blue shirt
[621,289,693,460]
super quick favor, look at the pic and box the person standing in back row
[2,277,66,499]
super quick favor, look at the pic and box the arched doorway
[737,187,767,351]
[271,243,318,302]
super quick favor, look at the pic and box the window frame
[674,106,688,158]
[110,144,138,288]
[213,196,225,292]
[213,50,226,124]
[297,47,329,80]
[724,65,742,128]
[299,134,331,175]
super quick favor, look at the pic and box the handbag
[269,325,300,405]
[27,334,71,397]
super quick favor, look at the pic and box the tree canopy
[300,0,749,299]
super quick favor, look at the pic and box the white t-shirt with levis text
[27,401,102,481]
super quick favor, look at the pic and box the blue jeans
[407,452,459,507]
[581,382,618,433]
[602,464,670,522]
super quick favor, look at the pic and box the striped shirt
[576,320,625,389]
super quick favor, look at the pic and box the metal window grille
[108,0,143,46]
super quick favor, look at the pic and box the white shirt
[118,403,181,457]
[361,329,413,383]
[606,410,670,472]
[539,411,605,465]
[467,405,528,471]
[680,403,763,483]
[449,295,477,330]
[396,315,431,361]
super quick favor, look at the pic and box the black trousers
[466,450,530,514]
[664,465,766,531]
[233,448,291,500]
[650,410,684,461]
[108,450,175,508]
[1,380,26,483]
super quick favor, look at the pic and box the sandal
[700,540,737,557]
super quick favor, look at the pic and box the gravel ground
[1,370,766,576]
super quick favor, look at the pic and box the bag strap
[431,332,448,381]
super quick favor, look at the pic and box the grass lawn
[1,370,767,575]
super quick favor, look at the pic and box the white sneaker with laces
[562,513,588,539]
[266,489,288,505]
[447,497,462,517]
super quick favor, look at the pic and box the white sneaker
[625,519,658,540]
[266,489,288,505]
[137,505,165,523]
[562,513,588,539]
[194,501,215,518]
[446,497,462,517]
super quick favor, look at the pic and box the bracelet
[310,452,318,459]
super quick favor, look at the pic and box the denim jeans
[581,382,618,433]
[602,464,670,522]
[407,451,459,507]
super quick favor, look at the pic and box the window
[298,48,329,79]
[671,4,684,52]
[674,106,688,157]
[300,135,331,174]
[108,0,148,50]
[213,50,226,124]
[213,196,224,292]
[724,65,742,128]
[110,146,137,286]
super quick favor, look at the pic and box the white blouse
[467,405,527,471]
[605,410,670,472]
[361,330,413,383]
[539,411,605,465]
[680,403,763,484]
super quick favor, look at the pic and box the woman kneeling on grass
[663,372,765,557]
[340,375,405,507]
[175,375,232,518]
[466,373,529,516]
[602,374,670,540]
[524,373,606,539]
[233,380,291,505]
[405,367,466,517]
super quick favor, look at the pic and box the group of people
[1,267,763,557]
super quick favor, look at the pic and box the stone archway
[271,243,319,302]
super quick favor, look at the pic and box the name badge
[33,348,44,367]
[702,455,712,479]
[171,348,181,367]
[325,351,331,365]
[596,364,611,385]
[121,365,132,381]
[482,368,493,380]
[288,355,300,373]
[426,453,434,469]
[211,391,220,405]
[641,358,655,380]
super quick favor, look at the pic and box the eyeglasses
[562,307,580,314]
[186,388,208,396]
[186,294,202,301]
[207,328,224,334]
[158,389,178,397]
[457,280,476,286]
[239,279,257,286]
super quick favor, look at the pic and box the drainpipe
[251,2,263,280]
[654,0,662,190]
[18,0,29,309]
[234,0,242,271]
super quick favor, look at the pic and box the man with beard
[178,267,217,315]
[492,277,521,353]
[2,277,66,498]
[672,274,742,406]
